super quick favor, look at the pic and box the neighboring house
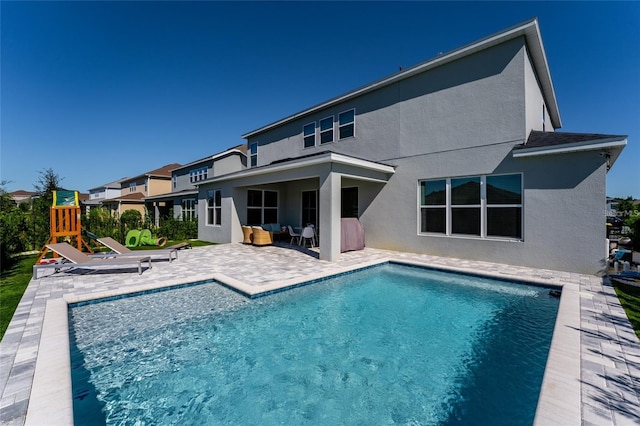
[84,178,128,212]
[9,190,37,204]
[197,18,626,274]
[144,146,247,225]
[102,163,181,217]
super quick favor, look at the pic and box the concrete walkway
[1,243,638,425]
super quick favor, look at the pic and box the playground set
[37,190,92,264]
[37,190,168,264]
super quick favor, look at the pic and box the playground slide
[126,229,167,247]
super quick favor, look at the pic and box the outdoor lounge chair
[242,226,254,244]
[251,226,273,246]
[94,237,178,262]
[33,242,152,279]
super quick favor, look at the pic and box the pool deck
[1,243,638,425]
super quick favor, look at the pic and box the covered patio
[199,151,396,261]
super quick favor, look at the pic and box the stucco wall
[362,144,608,274]
[248,37,528,166]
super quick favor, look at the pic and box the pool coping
[25,256,581,425]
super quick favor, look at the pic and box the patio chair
[300,226,316,248]
[33,242,152,279]
[242,226,254,244]
[251,226,273,246]
[287,225,301,245]
[94,237,178,262]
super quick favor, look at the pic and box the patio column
[319,168,341,261]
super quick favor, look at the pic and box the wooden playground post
[36,191,93,264]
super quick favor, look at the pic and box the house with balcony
[197,18,626,274]
[101,163,181,217]
[144,146,247,225]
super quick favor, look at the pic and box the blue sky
[2,1,638,198]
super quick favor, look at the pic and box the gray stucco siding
[360,146,608,274]
[247,37,529,167]
[524,48,553,134]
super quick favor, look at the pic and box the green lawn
[612,279,640,340]
[0,254,37,339]
[0,241,214,340]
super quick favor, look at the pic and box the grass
[0,240,214,340]
[612,279,640,340]
[0,254,37,339]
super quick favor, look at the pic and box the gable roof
[172,145,247,172]
[121,163,182,184]
[242,18,560,139]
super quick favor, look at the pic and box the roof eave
[242,18,561,138]
[197,152,396,186]
[513,137,627,169]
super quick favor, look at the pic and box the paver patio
[1,243,638,425]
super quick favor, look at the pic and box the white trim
[199,152,395,185]
[338,108,356,140]
[303,121,316,148]
[172,149,247,172]
[319,116,334,144]
[513,138,627,158]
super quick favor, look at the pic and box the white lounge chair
[94,237,178,262]
[33,242,152,279]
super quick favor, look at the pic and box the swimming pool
[70,263,559,425]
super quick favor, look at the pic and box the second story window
[303,122,315,148]
[320,116,334,144]
[129,183,136,192]
[189,167,208,183]
[339,109,355,139]
[172,176,177,189]
[250,142,258,167]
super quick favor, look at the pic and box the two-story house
[102,163,181,217]
[197,18,626,274]
[144,146,247,225]
[85,178,128,212]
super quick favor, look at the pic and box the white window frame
[181,198,197,221]
[418,173,523,241]
[129,183,136,192]
[303,122,316,148]
[249,142,258,167]
[338,108,355,140]
[247,189,278,225]
[319,116,334,144]
[206,190,221,226]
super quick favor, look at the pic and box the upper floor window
[303,123,315,148]
[249,142,258,167]
[190,167,208,183]
[207,190,221,226]
[320,116,334,144]
[338,109,355,139]
[172,175,177,189]
[129,183,136,192]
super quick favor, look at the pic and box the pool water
[70,263,559,425]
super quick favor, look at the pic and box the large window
[303,123,315,148]
[207,190,221,226]
[320,116,334,144]
[338,109,355,139]
[249,142,258,167]
[247,189,278,225]
[181,198,196,221]
[419,174,522,240]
